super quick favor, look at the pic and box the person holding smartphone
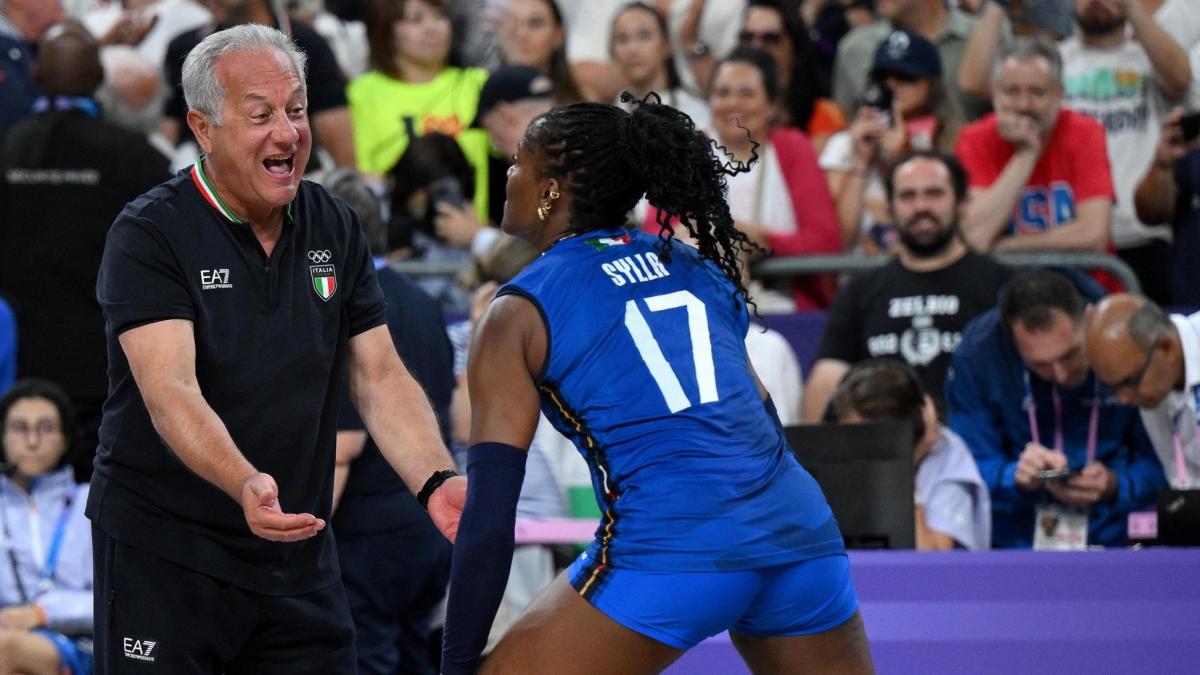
[821,29,963,252]
[944,270,1166,549]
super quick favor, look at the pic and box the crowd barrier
[391,251,1144,295]
[397,251,1143,375]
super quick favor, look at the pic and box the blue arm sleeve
[441,442,527,675]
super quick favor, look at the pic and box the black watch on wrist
[687,41,711,60]
[416,469,459,511]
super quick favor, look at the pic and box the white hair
[181,24,308,126]
[97,45,168,135]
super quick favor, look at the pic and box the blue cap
[870,30,942,80]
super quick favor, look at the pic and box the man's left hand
[0,605,42,630]
[1046,461,1116,507]
[428,475,468,543]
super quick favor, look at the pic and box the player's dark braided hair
[522,92,763,309]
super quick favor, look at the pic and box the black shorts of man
[88,24,465,674]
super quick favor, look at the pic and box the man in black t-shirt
[161,0,355,168]
[802,150,1012,421]
[90,25,464,673]
[0,22,169,477]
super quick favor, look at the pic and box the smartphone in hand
[1035,467,1073,483]
[1180,112,1200,142]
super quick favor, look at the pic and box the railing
[389,251,1143,294]
[751,251,1142,294]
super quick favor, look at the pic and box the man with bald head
[1085,295,1200,488]
[0,21,169,475]
[945,270,1165,548]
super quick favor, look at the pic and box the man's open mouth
[263,154,294,175]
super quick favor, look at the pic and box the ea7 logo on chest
[123,637,158,662]
[201,268,232,290]
[308,250,337,301]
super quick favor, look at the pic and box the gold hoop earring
[538,189,560,221]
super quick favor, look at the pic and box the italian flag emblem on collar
[583,234,630,251]
[190,155,296,223]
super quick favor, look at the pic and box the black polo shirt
[89,161,385,595]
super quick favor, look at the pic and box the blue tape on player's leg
[441,441,527,675]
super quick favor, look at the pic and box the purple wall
[666,549,1200,674]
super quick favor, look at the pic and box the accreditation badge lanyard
[0,479,74,603]
[1027,373,1100,550]
[1169,388,1200,488]
[35,491,73,597]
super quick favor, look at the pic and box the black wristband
[417,469,459,510]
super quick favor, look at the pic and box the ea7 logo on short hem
[201,268,232,290]
[123,637,158,662]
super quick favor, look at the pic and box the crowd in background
[2,0,1200,673]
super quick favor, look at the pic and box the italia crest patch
[308,249,336,301]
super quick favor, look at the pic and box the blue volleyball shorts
[566,552,859,649]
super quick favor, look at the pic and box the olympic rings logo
[308,250,332,263]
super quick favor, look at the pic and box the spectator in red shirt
[955,37,1113,255]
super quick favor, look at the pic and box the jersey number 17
[624,290,720,413]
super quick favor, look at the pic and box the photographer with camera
[1133,109,1200,306]
[821,30,962,252]
[387,133,490,314]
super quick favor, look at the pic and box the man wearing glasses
[1085,294,1200,488]
[944,270,1165,548]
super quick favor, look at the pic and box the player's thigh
[730,611,873,675]
[480,574,684,675]
[0,628,61,675]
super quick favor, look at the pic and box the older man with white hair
[90,24,465,673]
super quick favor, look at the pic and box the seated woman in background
[497,0,585,103]
[349,0,490,215]
[829,359,991,551]
[609,1,710,129]
[700,47,841,310]
[820,30,962,252]
[738,0,845,154]
[0,379,93,675]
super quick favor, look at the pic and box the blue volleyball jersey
[501,227,844,573]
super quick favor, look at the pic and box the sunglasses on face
[738,30,784,46]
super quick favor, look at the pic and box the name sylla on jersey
[602,252,670,286]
